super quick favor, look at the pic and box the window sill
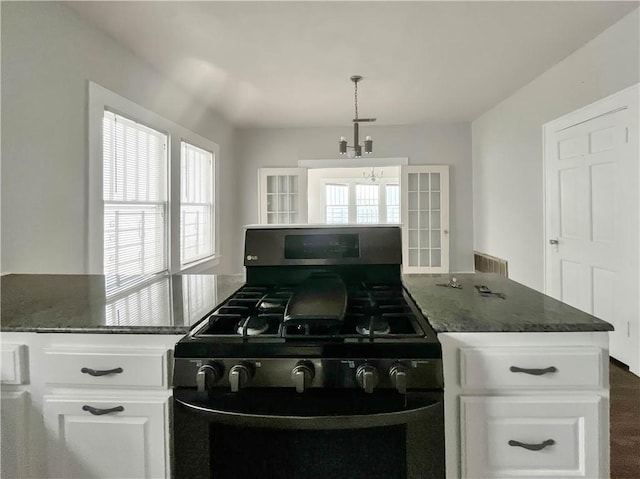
[179,255,221,274]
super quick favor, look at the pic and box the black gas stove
[172,226,445,479]
[173,225,442,393]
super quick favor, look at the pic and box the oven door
[173,388,444,479]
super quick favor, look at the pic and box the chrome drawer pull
[82,405,125,416]
[509,366,557,376]
[508,439,555,451]
[81,367,124,377]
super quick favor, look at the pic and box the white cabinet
[461,396,602,478]
[1,390,30,479]
[1,343,30,478]
[440,332,610,479]
[43,396,168,479]
[0,332,182,479]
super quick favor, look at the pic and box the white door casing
[544,83,639,374]
[402,165,450,273]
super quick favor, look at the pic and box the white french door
[401,165,450,274]
[544,84,639,374]
[258,168,308,225]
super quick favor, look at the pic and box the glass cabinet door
[258,168,308,224]
[402,165,449,273]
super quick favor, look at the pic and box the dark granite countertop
[2,272,613,334]
[402,272,614,333]
[1,274,245,334]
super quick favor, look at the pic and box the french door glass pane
[405,171,443,269]
[266,174,300,224]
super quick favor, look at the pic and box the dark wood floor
[610,359,640,478]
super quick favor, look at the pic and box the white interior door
[544,84,639,374]
[401,165,450,274]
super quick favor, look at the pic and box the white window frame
[180,141,216,268]
[88,81,220,275]
[318,177,400,224]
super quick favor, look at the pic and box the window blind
[180,141,215,266]
[386,184,400,223]
[356,184,379,223]
[102,111,168,281]
[325,184,349,223]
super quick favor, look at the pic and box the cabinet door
[1,391,29,479]
[258,168,308,224]
[401,165,450,273]
[43,396,169,479]
[460,395,602,478]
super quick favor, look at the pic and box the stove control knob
[356,364,379,394]
[229,364,253,392]
[196,362,223,392]
[291,362,314,393]
[389,364,409,394]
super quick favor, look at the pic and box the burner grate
[193,282,428,340]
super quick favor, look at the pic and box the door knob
[549,239,559,245]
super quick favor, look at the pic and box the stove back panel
[244,226,402,267]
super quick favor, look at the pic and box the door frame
[542,83,639,294]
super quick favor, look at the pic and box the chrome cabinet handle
[508,439,555,451]
[81,367,123,377]
[82,405,124,416]
[510,366,557,376]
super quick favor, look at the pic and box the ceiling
[64,1,638,127]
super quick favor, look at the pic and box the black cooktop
[175,281,441,360]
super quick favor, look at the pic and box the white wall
[235,123,473,272]
[1,1,239,274]
[472,8,640,291]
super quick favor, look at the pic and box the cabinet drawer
[460,347,603,390]
[460,396,601,478]
[1,344,28,385]
[44,348,169,388]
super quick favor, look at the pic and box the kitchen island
[1,272,612,478]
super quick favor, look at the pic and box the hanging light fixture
[363,168,383,182]
[338,75,375,158]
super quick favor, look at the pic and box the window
[181,142,214,266]
[325,184,349,223]
[321,180,398,224]
[386,184,400,223]
[90,82,219,280]
[102,111,168,278]
[355,184,379,223]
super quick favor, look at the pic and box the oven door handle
[175,397,442,430]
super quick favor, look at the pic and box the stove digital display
[284,234,360,259]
